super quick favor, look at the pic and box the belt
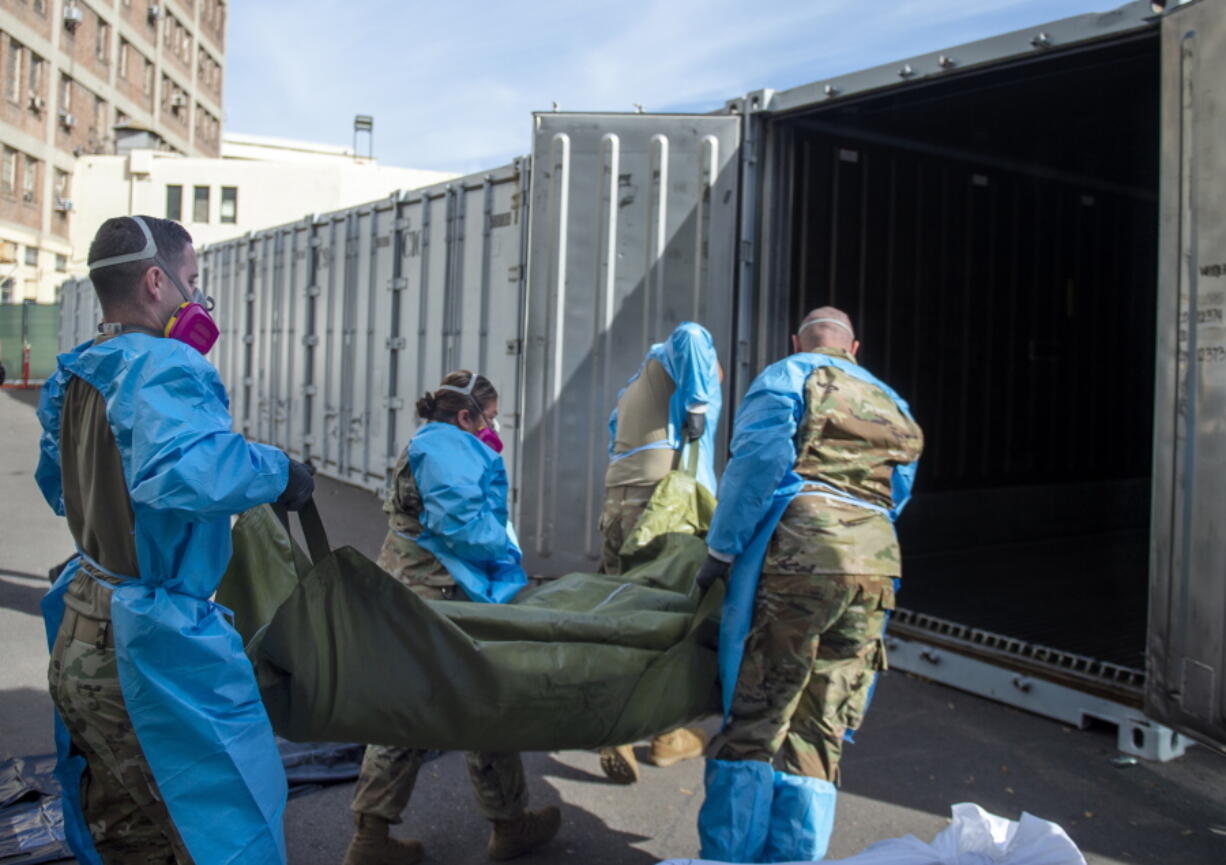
[77,557,126,587]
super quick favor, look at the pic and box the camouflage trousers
[351,745,526,823]
[598,485,655,575]
[350,581,527,823]
[709,571,894,784]
[47,573,192,864]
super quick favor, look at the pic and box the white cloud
[224,0,1118,175]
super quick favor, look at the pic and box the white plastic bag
[657,802,1086,865]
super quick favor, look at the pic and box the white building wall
[69,146,457,275]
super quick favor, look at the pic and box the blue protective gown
[36,334,291,865]
[699,351,917,864]
[607,322,723,494]
[404,421,528,604]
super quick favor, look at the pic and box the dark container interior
[771,32,1160,671]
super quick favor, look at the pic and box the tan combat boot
[647,727,707,768]
[598,744,640,784]
[487,805,562,860]
[341,813,424,865]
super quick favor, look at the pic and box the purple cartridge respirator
[88,216,219,354]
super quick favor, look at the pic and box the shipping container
[199,162,531,493]
[58,0,1224,757]
[737,0,1221,757]
[514,0,1225,758]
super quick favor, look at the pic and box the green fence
[0,303,61,381]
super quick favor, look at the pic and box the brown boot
[341,814,424,865]
[487,806,562,860]
[598,744,640,784]
[647,727,707,768]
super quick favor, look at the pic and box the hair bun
[415,392,437,420]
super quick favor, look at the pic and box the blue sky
[224,0,1127,175]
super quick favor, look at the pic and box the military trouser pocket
[836,638,888,734]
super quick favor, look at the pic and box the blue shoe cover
[761,772,837,862]
[697,758,774,862]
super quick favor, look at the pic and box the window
[192,185,209,222]
[28,53,43,96]
[220,186,237,223]
[96,18,111,64]
[142,59,153,96]
[55,253,67,272]
[166,184,182,220]
[118,40,129,79]
[7,40,22,103]
[24,246,37,267]
[59,74,71,111]
[2,148,15,196]
[22,157,37,203]
[93,94,105,133]
[54,168,68,198]
[1,279,12,305]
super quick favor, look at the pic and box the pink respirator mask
[438,373,504,453]
[88,215,218,355]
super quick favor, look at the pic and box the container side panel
[1147,0,1226,751]
[521,114,740,576]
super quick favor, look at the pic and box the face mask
[89,215,218,355]
[164,298,220,355]
[476,426,504,453]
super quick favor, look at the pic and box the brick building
[0,0,226,303]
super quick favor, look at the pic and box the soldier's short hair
[87,216,193,312]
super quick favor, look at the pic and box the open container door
[519,112,740,575]
[1147,0,1226,752]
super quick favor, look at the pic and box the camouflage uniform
[47,373,192,863]
[350,449,527,823]
[597,486,656,575]
[710,348,923,783]
[601,357,679,575]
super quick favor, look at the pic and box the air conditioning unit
[170,93,187,108]
[148,4,162,22]
[59,110,76,129]
[63,5,83,28]
[55,198,73,213]
[28,94,45,112]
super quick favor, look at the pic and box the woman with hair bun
[341,370,561,865]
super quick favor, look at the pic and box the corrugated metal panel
[519,113,741,576]
[1147,0,1226,751]
[196,162,528,496]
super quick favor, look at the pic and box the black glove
[695,555,731,592]
[683,410,706,441]
[278,458,316,512]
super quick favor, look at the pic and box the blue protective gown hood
[608,321,723,494]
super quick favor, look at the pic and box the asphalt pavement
[2,387,1224,865]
